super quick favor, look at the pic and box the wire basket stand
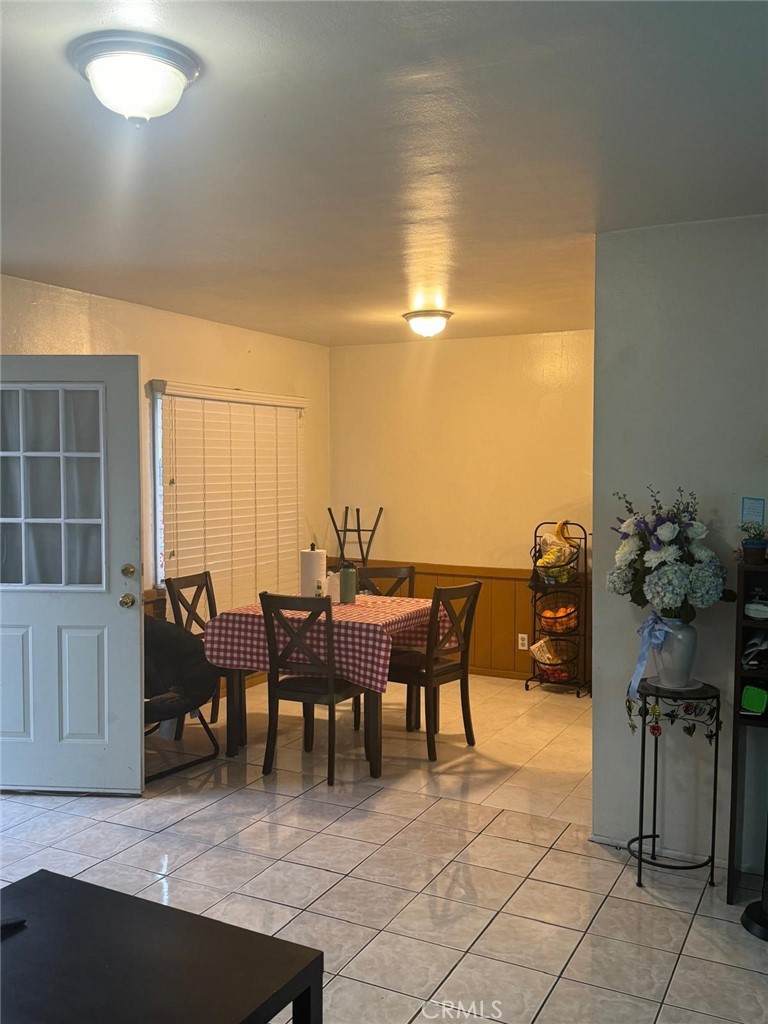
[526,520,591,698]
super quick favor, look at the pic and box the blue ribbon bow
[628,613,676,698]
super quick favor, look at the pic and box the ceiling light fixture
[69,31,201,123]
[402,310,453,338]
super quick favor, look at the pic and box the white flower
[690,540,717,562]
[687,521,708,540]
[643,545,681,569]
[656,522,679,543]
[615,536,641,568]
[620,516,638,536]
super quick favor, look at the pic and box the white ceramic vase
[653,617,698,689]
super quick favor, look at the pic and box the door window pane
[0,523,22,584]
[26,523,62,584]
[23,391,60,451]
[2,384,105,589]
[65,457,101,519]
[25,457,61,519]
[65,524,102,585]
[64,390,100,452]
[0,457,21,518]
[0,390,20,451]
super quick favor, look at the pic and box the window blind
[157,392,304,611]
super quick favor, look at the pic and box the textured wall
[1,275,331,580]
[592,215,768,865]
[329,330,594,567]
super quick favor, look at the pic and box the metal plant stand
[627,678,721,888]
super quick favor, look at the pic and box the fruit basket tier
[535,591,580,634]
[531,637,579,684]
[534,543,580,585]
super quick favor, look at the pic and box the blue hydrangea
[606,567,635,595]
[643,563,690,611]
[688,560,725,608]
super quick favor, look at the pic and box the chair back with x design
[260,593,336,696]
[425,582,482,668]
[165,572,218,634]
[357,565,415,597]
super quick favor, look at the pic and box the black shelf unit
[525,520,591,698]
[727,561,768,902]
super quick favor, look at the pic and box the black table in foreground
[0,870,323,1024]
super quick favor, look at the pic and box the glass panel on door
[1,385,104,589]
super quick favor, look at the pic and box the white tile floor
[2,676,766,1023]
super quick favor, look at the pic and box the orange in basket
[538,604,577,633]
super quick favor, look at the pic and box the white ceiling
[2,2,766,346]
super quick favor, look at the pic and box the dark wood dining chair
[165,571,222,723]
[260,592,377,785]
[357,565,415,597]
[387,581,482,761]
[353,565,416,729]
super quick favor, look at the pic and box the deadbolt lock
[121,564,136,577]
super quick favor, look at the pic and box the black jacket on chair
[143,615,219,724]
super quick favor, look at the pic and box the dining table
[204,593,437,766]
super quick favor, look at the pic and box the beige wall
[329,330,594,567]
[0,275,331,581]
[592,215,768,865]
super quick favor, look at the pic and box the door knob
[119,593,136,608]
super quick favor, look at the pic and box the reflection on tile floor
[3,676,766,1024]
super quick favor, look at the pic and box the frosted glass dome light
[70,32,200,123]
[403,310,453,338]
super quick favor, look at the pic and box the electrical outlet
[518,633,529,651]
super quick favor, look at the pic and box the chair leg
[209,677,221,724]
[303,704,315,752]
[363,699,371,761]
[424,685,438,762]
[145,709,219,784]
[460,674,475,746]
[173,716,185,741]
[327,705,336,786]
[405,686,421,731]
[353,695,361,731]
[432,688,440,734]
[263,689,279,775]
[238,672,248,746]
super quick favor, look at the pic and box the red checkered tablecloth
[204,594,434,694]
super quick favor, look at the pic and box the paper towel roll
[300,548,327,597]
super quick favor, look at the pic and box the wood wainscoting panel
[371,560,546,680]
[490,577,517,675]
[514,579,535,675]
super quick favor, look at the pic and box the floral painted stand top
[626,677,721,743]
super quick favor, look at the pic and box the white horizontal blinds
[229,402,257,609]
[160,393,303,610]
[277,406,301,595]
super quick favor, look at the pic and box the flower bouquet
[607,487,731,624]
[608,487,735,707]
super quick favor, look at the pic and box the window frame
[150,380,308,599]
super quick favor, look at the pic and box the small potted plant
[738,521,768,564]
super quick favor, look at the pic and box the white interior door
[0,355,143,793]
